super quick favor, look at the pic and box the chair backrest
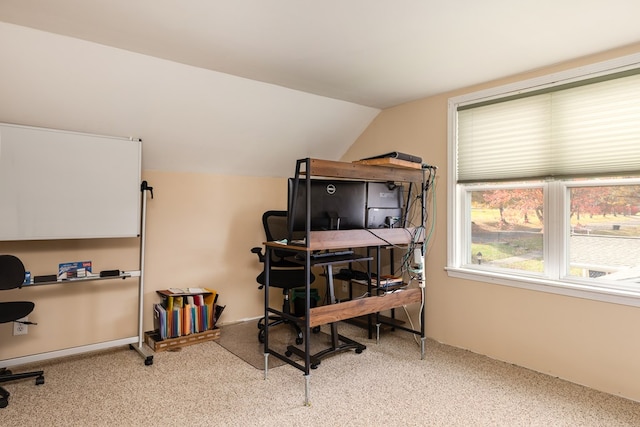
[262,210,305,261]
[0,255,26,291]
[262,210,289,242]
[257,211,315,287]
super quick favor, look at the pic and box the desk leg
[264,247,271,379]
[304,374,311,406]
[421,283,426,360]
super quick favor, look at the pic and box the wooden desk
[263,157,430,406]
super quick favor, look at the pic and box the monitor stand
[326,211,341,230]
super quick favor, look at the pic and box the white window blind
[457,72,640,182]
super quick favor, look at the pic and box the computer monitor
[288,178,367,231]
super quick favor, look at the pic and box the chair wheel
[35,376,45,385]
[355,348,363,354]
[0,397,7,408]
[0,369,11,376]
[312,326,321,334]
[285,350,292,357]
[295,337,303,345]
[311,364,319,369]
[258,330,265,343]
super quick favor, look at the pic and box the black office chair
[0,254,45,408]
[251,210,316,345]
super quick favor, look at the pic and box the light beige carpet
[2,322,640,426]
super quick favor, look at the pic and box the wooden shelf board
[302,158,423,183]
[265,228,422,252]
[352,157,422,169]
[307,228,421,250]
[307,288,422,327]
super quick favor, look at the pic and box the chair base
[0,368,45,408]
[258,315,304,345]
[257,316,322,346]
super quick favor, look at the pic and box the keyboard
[309,250,354,260]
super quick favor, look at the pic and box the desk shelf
[307,288,422,327]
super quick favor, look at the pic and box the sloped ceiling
[1,1,640,176]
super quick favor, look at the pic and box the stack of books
[153,289,225,340]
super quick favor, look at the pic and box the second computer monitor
[366,182,404,228]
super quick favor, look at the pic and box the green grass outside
[471,206,640,272]
[472,207,543,270]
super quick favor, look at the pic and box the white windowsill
[446,267,640,308]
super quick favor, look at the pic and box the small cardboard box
[58,261,92,280]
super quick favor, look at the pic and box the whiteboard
[0,123,141,240]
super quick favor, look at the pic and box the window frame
[447,53,640,308]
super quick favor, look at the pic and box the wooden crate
[144,328,220,352]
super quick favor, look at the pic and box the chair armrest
[251,247,264,263]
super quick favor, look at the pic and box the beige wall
[341,43,640,402]
[141,170,288,327]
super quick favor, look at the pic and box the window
[469,184,544,274]
[448,53,640,306]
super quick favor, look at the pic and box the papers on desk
[270,238,305,246]
[167,287,207,294]
[352,275,404,289]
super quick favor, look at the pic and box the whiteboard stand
[0,124,154,366]
[129,181,154,366]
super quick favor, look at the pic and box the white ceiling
[2,0,640,109]
[1,1,640,177]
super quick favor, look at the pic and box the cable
[396,167,438,343]
[401,304,421,345]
